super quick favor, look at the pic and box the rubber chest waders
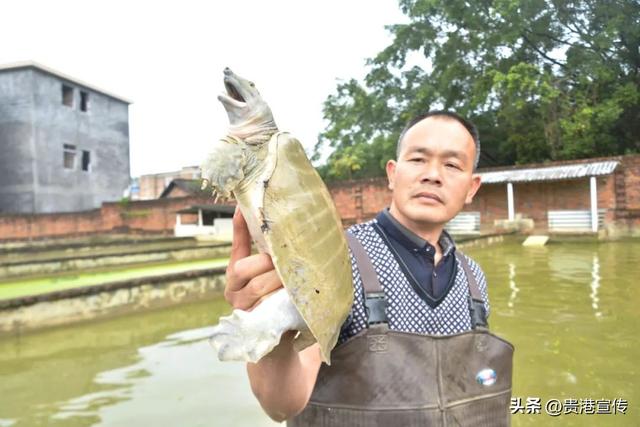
[288,232,514,427]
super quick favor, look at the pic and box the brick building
[160,178,235,237]
[329,154,640,237]
[0,61,131,213]
[137,166,200,200]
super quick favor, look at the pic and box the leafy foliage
[315,0,640,180]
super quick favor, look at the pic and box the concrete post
[507,182,515,221]
[590,176,598,232]
[198,209,203,227]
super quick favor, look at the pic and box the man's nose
[420,162,442,184]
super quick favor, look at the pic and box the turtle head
[218,68,278,145]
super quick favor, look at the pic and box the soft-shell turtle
[202,68,353,364]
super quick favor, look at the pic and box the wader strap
[455,251,488,328]
[345,231,388,324]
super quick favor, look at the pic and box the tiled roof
[160,179,209,198]
[479,161,619,184]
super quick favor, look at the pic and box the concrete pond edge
[0,266,227,337]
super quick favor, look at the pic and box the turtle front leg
[209,288,307,363]
[200,135,247,199]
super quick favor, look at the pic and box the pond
[471,239,639,426]
[0,239,637,426]
[0,298,276,427]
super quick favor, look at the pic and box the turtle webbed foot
[209,308,282,363]
[209,288,308,363]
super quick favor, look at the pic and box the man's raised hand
[224,207,283,310]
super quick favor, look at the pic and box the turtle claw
[209,309,281,363]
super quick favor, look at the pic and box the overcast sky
[1,0,406,177]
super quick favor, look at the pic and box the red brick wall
[621,156,640,209]
[617,155,640,229]
[464,184,507,229]
[464,177,613,230]
[329,178,390,225]
[0,196,213,241]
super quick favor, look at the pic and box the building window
[63,144,77,169]
[81,150,91,171]
[62,85,74,107]
[80,91,89,112]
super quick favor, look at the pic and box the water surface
[0,298,277,427]
[469,239,638,426]
[0,239,638,426]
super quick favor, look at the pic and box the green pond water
[0,239,638,426]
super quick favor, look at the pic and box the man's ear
[386,160,397,191]
[465,174,482,204]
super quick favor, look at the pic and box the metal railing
[446,212,481,234]
[547,209,606,232]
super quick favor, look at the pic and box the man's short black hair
[396,111,480,170]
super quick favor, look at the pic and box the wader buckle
[469,296,488,328]
[365,292,388,325]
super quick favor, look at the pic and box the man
[224,111,513,425]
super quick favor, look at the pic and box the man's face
[386,116,481,229]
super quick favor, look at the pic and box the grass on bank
[0,258,229,301]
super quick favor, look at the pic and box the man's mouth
[414,192,443,203]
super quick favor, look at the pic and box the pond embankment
[0,235,231,337]
[0,232,514,337]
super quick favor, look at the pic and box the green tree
[315,0,640,180]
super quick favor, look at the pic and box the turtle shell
[261,132,353,364]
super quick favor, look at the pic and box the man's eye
[446,163,461,169]
[409,158,424,162]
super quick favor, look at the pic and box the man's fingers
[229,207,251,265]
[245,270,282,302]
[226,253,275,292]
[224,206,281,310]
[226,270,283,310]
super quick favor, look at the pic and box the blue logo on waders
[475,368,497,386]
